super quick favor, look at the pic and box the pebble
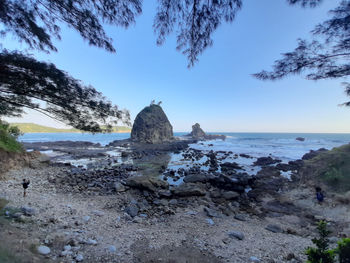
[206,218,215,225]
[107,245,117,253]
[204,207,222,218]
[60,250,72,257]
[86,238,97,245]
[64,245,72,251]
[186,210,197,216]
[37,245,51,255]
[234,214,247,221]
[92,210,105,217]
[250,256,261,262]
[75,254,84,262]
[265,224,283,233]
[82,216,91,222]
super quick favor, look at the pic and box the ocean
[19,132,350,162]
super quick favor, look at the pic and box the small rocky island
[131,104,173,144]
[188,123,226,140]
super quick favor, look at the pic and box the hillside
[10,123,131,133]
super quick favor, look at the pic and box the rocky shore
[1,137,350,263]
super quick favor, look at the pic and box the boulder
[125,175,169,192]
[253,157,281,166]
[131,104,173,144]
[296,137,305,142]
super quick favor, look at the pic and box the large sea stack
[131,104,173,144]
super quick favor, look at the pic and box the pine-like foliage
[254,0,350,105]
[306,221,335,263]
[0,0,141,131]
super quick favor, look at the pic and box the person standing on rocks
[22,179,30,198]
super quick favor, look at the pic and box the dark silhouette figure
[22,179,30,198]
[315,187,324,204]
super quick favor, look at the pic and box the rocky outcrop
[125,175,169,192]
[131,105,173,144]
[189,123,206,139]
[187,123,226,140]
[0,149,47,177]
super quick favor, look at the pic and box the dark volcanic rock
[302,148,328,160]
[131,104,173,144]
[220,162,242,172]
[183,174,210,183]
[253,157,281,166]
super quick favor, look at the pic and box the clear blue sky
[4,0,350,132]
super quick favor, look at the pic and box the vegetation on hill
[301,144,350,193]
[0,121,23,152]
[9,123,131,134]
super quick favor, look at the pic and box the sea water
[19,132,350,162]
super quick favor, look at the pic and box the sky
[3,0,350,133]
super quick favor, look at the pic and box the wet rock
[296,137,305,142]
[220,162,242,172]
[131,104,173,143]
[228,231,245,240]
[254,157,281,166]
[183,174,210,183]
[37,245,51,255]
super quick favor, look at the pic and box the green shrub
[324,167,344,183]
[336,238,350,263]
[306,220,335,263]
[0,120,23,152]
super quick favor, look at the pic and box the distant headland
[9,123,131,133]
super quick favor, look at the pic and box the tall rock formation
[131,104,173,144]
[189,123,206,139]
